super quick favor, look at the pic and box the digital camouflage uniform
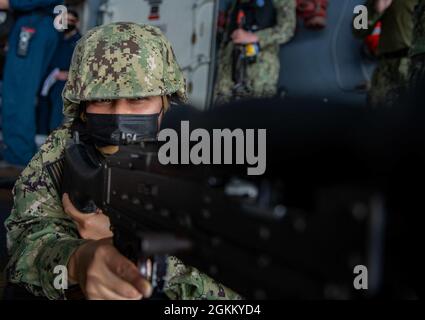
[4,22,241,300]
[214,0,296,104]
[409,0,425,88]
[353,0,416,107]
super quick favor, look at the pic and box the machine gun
[63,99,424,299]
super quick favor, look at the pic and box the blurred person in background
[37,9,81,135]
[214,0,296,104]
[0,0,63,171]
[353,0,417,108]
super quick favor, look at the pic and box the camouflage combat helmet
[62,22,187,119]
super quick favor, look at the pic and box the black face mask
[85,113,160,147]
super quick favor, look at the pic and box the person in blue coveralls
[0,0,63,169]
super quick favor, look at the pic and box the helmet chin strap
[162,95,170,111]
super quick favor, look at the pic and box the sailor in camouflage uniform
[214,0,296,104]
[353,0,416,108]
[4,22,240,300]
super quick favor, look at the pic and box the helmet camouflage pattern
[62,22,187,119]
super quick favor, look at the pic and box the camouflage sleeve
[4,129,87,300]
[164,256,243,300]
[255,0,296,49]
[352,0,383,39]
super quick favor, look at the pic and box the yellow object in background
[245,43,258,57]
